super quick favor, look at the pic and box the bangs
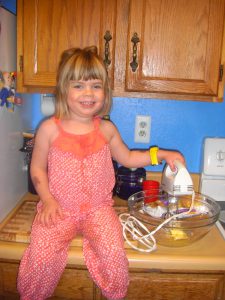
[68,55,106,82]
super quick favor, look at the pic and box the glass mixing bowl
[128,191,220,247]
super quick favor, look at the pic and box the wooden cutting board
[0,200,37,243]
[0,199,128,247]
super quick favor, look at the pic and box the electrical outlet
[134,115,151,143]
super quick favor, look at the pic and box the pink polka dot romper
[17,117,129,300]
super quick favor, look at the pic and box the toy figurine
[0,71,22,112]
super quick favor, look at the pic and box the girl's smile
[67,79,105,118]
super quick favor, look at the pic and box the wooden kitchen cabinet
[17,0,225,101]
[96,269,225,300]
[0,261,95,299]
[1,260,224,300]
[17,0,117,93]
[125,0,225,101]
[126,270,225,300]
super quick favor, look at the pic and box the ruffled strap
[52,116,100,134]
[52,117,64,133]
[50,116,108,158]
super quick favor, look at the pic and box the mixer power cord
[119,191,195,253]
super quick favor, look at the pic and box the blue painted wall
[111,96,225,173]
[28,94,225,174]
[5,0,225,174]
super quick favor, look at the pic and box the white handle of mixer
[165,159,185,176]
[173,159,186,171]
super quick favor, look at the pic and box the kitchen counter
[0,192,225,271]
[1,192,225,300]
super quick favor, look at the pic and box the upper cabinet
[17,0,225,101]
[124,0,225,101]
[17,0,117,92]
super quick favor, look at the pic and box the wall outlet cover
[134,115,151,143]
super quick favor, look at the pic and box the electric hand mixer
[161,160,194,196]
[119,160,220,252]
[160,160,194,218]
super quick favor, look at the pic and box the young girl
[17,46,185,300]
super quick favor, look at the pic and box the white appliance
[200,137,225,238]
[161,159,194,196]
[0,7,28,222]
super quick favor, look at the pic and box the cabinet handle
[104,31,112,68]
[219,64,224,81]
[130,32,140,72]
[19,55,24,72]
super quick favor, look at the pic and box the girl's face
[67,79,105,119]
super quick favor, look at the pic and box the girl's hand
[158,149,185,171]
[36,197,64,227]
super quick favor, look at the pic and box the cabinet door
[126,272,224,300]
[17,0,117,91]
[0,262,94,300]
[126,0,225,99]
[0,263,20,299]
[50,267,94,300]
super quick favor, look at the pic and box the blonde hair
[55,46,111,119]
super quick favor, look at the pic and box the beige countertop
[1,192,225,272]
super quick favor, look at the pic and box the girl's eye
[93,84,103,89]
[73,84,83,89]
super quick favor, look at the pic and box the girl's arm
[30,119,64,226]
[102,120,185,170]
